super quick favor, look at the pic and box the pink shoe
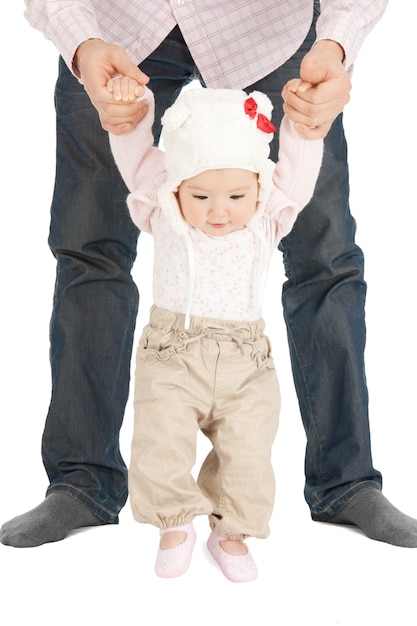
[207,532,258,582]
[154,523,196,578]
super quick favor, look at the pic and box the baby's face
[177,169,259,237]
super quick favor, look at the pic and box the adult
[3,0,417,548]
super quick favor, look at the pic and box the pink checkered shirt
[25,1,387,88]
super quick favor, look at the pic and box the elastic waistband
[149,305,266,341]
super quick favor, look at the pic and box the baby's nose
[210,201,227,216]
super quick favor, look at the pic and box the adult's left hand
[282,39,352,139]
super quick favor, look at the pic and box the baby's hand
[107,74,145,102]
[282,78,314,99]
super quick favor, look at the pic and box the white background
[1,2,416,625]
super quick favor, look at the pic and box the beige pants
[129,306,280,540]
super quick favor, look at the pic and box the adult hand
[73,39,150,134]
[282,39,351,139]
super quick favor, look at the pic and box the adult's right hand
[73,39,149,134]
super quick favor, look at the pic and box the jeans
[44,10,382,523]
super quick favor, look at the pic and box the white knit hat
[158,88,277,233]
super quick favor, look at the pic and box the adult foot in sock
[0,492,105,548]
[326,488,417,547]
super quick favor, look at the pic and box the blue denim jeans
[44,9,382,523]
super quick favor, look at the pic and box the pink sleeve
[266,115,323,239]
[109,87,166,232]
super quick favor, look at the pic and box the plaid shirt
[24,1,387,88]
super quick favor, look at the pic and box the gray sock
[0,492,105,548]
[327,488,417,547]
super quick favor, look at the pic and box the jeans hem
[309,479,382,521]
[46,484,120,525]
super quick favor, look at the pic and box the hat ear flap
[249,159,276,226]
[157,184,190,234]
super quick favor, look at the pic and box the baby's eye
[230,194,244,200]
[193,195,208,200]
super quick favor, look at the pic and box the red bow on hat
[244,97,277,133]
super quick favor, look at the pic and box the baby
[107,76,323,582]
